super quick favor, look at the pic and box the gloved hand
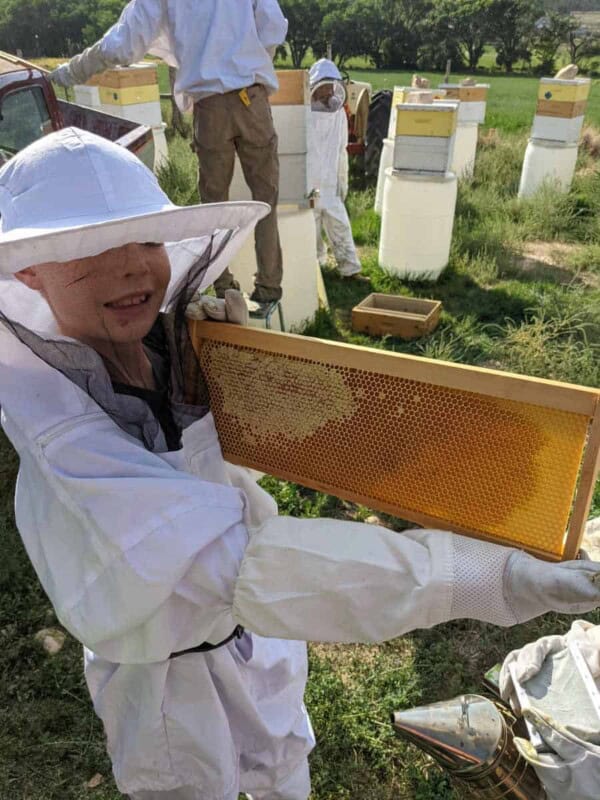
[186,289,248,325]
[49,63,77,88]
[500,619,600,713]
[504,550,600,625]
[514,708,600,800]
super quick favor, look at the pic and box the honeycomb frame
[188,321,600,561]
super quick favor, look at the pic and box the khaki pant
[193,84,283,302]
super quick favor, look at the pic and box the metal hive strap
[188,320,600,561]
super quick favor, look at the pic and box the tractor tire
[365,90,392,182]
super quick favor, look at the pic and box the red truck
[0,51,154,168]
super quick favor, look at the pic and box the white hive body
[518,138,579,198]
[379,169,457,280]
[451,121,478,179]
[374,137,394,215]
[438,83,490,124]
[73,84,102,108]
[531,114,585,144]
[229,205,327,331]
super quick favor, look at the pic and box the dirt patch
[516,241,600,288]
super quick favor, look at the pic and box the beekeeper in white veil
[307,59,362,278]
[2,128,600,800]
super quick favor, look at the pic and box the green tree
[427,0,494,70]
[531,12,572,74]
[380,0,433,70]
[566,18,600,65]
[279,0,324,68]
[488,0,543,72]
[321,0,388,69]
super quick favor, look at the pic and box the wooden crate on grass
[188,320,600,562]
[352,294,441,339]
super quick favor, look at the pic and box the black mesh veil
[0,231,233,452]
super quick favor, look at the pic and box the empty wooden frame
[188,321,600,561]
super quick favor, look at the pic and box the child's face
[16,243,171,347]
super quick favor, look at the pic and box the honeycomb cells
[199,340,591,558]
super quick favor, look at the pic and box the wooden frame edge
[188,320,599,417]
[564,399,600,560]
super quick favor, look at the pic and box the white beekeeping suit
[307,59,362,277]
[50,0,288,112]
[1,129,600,800]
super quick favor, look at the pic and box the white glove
[504,551,600,624]
[49,63,77,88]
[514,709,600,800]
[186,289,248,326]
[500,619,600,713]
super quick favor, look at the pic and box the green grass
[2,71,600,799]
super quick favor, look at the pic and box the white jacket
[65,0,288,110]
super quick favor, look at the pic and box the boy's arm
[51,0,165,88]
[253,0,288,57]
[15,412,600,663]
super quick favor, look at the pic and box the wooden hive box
[86,63,158,89]
[188,321,600,562]
[352,294,441,339]
[270,70,309,106]
[536,99,588,119]
[538,78,591,104]
[439,84,489,103]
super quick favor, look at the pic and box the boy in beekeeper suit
[308,59,362,279]
[2,128,600,800]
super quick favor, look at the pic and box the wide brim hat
[0,128,269,332]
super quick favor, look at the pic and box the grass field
[1,69,600,799]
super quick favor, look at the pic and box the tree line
[0,0,598,74]
[280,0,600,72]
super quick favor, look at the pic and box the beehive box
[536,99,588,119]
[188,321,600,562]
[270,69,310,106]
[99,84,160,107]
[396,103,458,137]
[86,63,158,89]
[438,83,489,124]
[538,78,591,104]
[393,135,456,173]
[531,114,585,144]
[352,294,441,339]
[394,103,457,172]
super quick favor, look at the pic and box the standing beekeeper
[307,59,362,278]
[2,128,600,800]
[50,0,288,311]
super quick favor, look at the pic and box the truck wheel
[365,90,392,182]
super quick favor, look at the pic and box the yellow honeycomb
[194,337,594,560]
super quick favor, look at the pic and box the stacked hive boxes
[393,102,458,173]
[374,86,447,213]
[378,101,459,279]
[518,77,592,198]
[74,64,167,171]
[532,78,591,143]
[438,83,489,178]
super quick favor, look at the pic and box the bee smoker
[392,694,546,799]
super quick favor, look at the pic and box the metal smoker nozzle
[392,694,546,799]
